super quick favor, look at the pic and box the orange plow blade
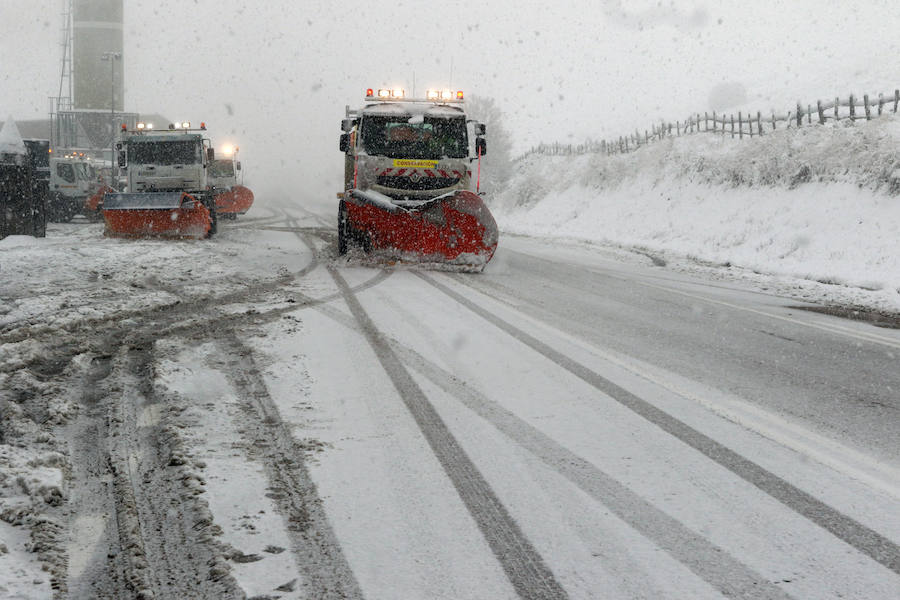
[102,192,214,239]
[214,185,254,216]
[341,189,498,270]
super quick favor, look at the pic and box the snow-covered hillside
[492,116,900,314]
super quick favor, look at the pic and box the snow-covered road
[1,203,898,599]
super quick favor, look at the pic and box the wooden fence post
[817,100,825,124]
[731,114,735,138]
[849,95,855,120]
[807,104,812,124]
[895,89,899,113]
[738,112,744,139]
[864,94,871,120]
[835,97,839,120]
[772,111,776,130]
[796,102,803,127]
[878,93,884,116]
[757,111,763,136]
[676,121,681,136]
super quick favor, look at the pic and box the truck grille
[377,176,459,191]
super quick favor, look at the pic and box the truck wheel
[47,193,65,223]
[204,197,218,238]
[53,197,76,223]
[33,194,47,238]
[337,200,349,255]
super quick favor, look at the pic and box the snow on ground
[155,340,303,599]
[0,520,54,600]
[493,115,900,314]
[0,218,306,331]
[0,445,65,600]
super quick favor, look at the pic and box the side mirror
[117,151,127,167]
[476,137,487,157]
[339,133,350,153]
[207,148,215,161]
[341,118,356,132]
[236,161,242,171]
[475,123,486,136]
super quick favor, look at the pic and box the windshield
[209,159,235,177]
[55,162,75,183]
[128,140,200,166]
[74,163,91,181]
[360,115,468,159]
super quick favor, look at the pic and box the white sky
[2,0,898,199]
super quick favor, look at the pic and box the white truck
[336,87,497,268]
[48,154,101,221]
[102,121,219,238]
[208,150,240,191]
[340,88,487,202]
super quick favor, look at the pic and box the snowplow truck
[338,88,498,269]
[209,150,254,219]
[103,121,218,239]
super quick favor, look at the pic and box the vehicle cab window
[56,163,75,183]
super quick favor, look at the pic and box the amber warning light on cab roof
[366,88,405,99]
[426,89,464,101]
[365,88,463,102]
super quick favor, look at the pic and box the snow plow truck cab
[338,87,497,270]
[102,121,218,239]
[209,147,254,219]
[48,153,102,222]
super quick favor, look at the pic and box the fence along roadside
[527,88,900,157]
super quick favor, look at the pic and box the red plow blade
[214,185,254,216]
[102,192,214,239]
[341,189,498,270]
[85,185,115,213]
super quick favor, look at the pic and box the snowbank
[493,116,900,312]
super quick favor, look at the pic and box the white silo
[73,0,124,111]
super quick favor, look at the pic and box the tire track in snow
[218,332,365,600]
[387,340,794,600]
[418,271,900,577]
[118,340,243,599]
[66,339,243,600]
[0,214,318,346]
[284,280,792,599]
[328,266,569,600]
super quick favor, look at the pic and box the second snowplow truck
[338,87,498,270]
[102,121,218,239]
